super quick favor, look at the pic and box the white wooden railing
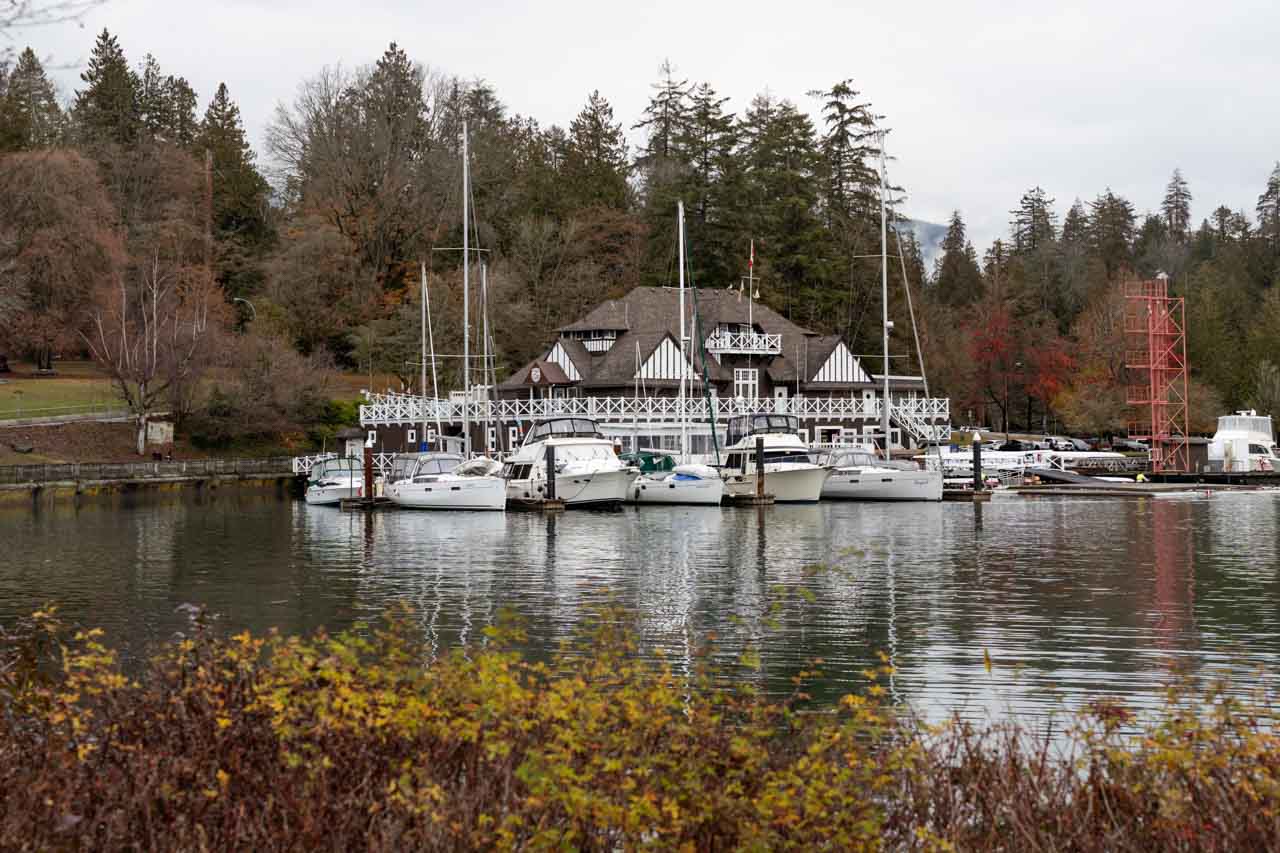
[359,391,950,445]
[704,329,783,355]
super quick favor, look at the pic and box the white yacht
[820,446,942,501]
[502,417,637,508]
[384,452,506,511]
[304,457,364,505]
[1208,410,1279,472]
[718,414,830,502]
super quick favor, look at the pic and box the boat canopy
[620,450,676,474]
[825,450,879,468]
[726,414,801,447]
[411,453,465,477]
[311,457,360,479]
[523,418,603,444]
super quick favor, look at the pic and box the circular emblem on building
[531,366,542,383]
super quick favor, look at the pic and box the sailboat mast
[423,262,443,443]
[462,120,471,457]
[678,201,687,465]
[879,135,891,458]
[420,261,428,449]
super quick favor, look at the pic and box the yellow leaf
[983,648,993,674]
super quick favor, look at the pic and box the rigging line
[881,162,931,401]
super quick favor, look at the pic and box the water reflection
[3,491,1280,720]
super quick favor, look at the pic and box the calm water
[3,490,1279,719]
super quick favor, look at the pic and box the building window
[407,429,417,445]
[734,368,758,400]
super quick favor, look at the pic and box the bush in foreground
[2,608,1279,850]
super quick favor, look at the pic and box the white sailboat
[384,452,506,510]
[632,201,725,506]
[824,134,942,501]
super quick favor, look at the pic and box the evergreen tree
[933,211,983,306]
[1087,188,1136,278]
[1061,199,1089,246]
[198,82,270,246]
[71,29,140,146]
[1009,186,1057,254]
[680,83,742,286]
[1256,162,1280,257]
[1161,168,1192,240]
[136,54,198,146]
[633,61,692,286]
[563,90,629,210]
[0,47,62,150]
[809,79,881,224]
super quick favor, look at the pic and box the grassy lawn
[0,361,123,420]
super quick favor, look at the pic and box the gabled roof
[498,359,571,389]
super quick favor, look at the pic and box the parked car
[996,440,1035,452]
[1067,438,1092,452]
[1046,436,1075,451]
[1112,439,1150,453]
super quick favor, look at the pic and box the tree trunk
[136,412,147,456]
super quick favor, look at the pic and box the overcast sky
[19,0,1280,251]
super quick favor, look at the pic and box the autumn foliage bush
[2,608,1279,850]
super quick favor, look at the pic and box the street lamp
[1004,361,1023,443]
[233,297,256,322]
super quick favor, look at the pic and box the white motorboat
[1208,410,1279,472]
[819,447,942,501]
[502,417,637,508]
[304,457,364,505]
[384,452,506,511]
[630,456,725,505]
[718,414,830,502]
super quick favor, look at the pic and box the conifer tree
[1009,186,1057,254]
[633,61,691,285]
[1256,162,1280,257]
[198,82,269,243]
[71,29,140,146]
[1161,168,1193,240]
[933,211,983,306]
[0,47,62,150]
[1087,188,1136,278]
[1061,199,1088,246]
[563,90,629,210]
[809,79,881,224]
[678,82,739,285]
[136,53,198,146]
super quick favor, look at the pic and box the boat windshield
[412,454,464,477]
[524,418,603,444]
[726,414,801,446]
[388,454,422,482]
[827,451,878,468]
[311,457,359,479]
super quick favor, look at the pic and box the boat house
[359,287,949,461]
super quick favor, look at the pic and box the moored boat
[820,446,942,501]
[304,457,364,505]
[502,417,637,508]
[384,452,506,511]
[718,414,829,502]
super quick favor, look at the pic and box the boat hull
[722,466,829,502]
[822,468,943,501]
[304,482,362,505]
[507,469,635,508]
[631,475,725,505]
[386,477,506,511]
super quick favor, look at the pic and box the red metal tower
[1124,277,1190,473]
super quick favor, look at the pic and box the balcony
[705,329,782,356]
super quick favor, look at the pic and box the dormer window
[562,329,618,353]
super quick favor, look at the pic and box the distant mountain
[898,218,947,276]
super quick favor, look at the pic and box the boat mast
[423,262,442,443]
[879,133,891,459]
[462,120,471,457]
[678,200,688,465]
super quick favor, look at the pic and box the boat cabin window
[1249,444,1273,456]
[311,458,358,479]
[726,414,801,446]
[413,454,463,477]
[501,463,534,480]
[724,449,813,469]
[524,418,602,443]
[829,451,877,467]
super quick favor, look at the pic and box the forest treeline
[2,32,1279,444]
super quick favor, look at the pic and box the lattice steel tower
[1124,276,1190,473]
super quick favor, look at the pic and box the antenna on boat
[879,131,892,460]
[462,119,471,458]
